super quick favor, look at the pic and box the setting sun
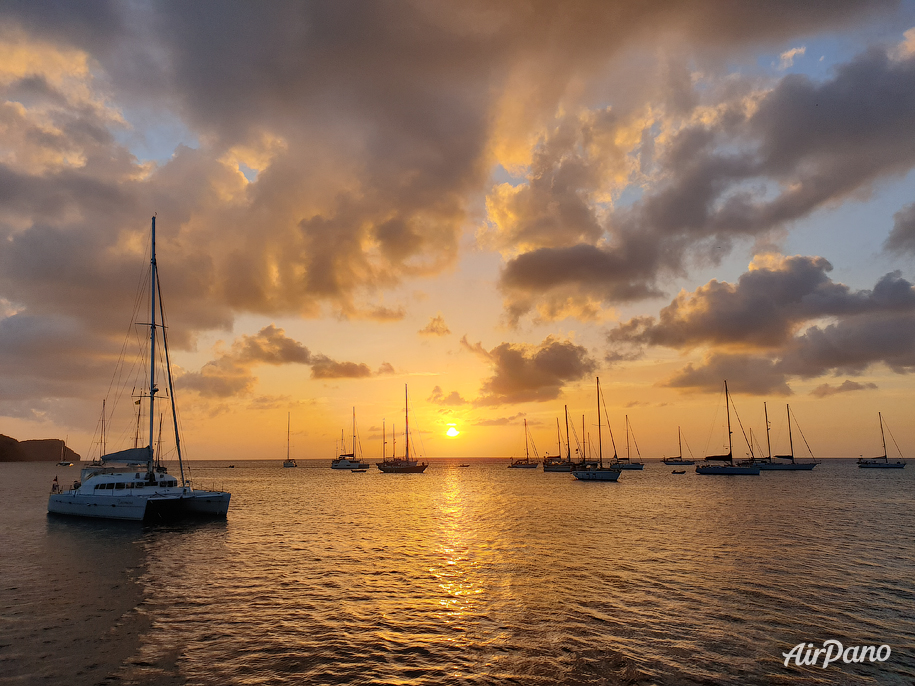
[446,426,460,438]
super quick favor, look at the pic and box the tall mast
[556,418,561,458]
[392,423,396,460]
[786,404,795,462]
[524,419,529,460]
[564,405,571,462]
[596,377,602,466]
[626,415,630,461]
[765,402,772,460]
[582,415,585,460]
[724,380,733,461]
[147,216,158,473]
[382,419,386,460]
[101,399,106,457]
[879,411,887,459]
[405,385,409,460]
[678,426,682,459]
[352,407,356,458]
[287,412,291,461]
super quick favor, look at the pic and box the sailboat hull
[508,463,538,469]
[543,462,574,472]
[571,468,621,481]
[376,463,427,473]
[614,463,644,470]
[661,459,694,466]
[756,462,817,470]
[696,464,760,475]
[858,461,905,469]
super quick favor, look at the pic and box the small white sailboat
[282,413,297,467]
[753,403,817,470]
[858,413,906,469]
[508,419,539,468]
[572,377,621,481]
[661,428,695,465]
[331,408,369,469]
[613,416,645,469]
[48,217,231,520]
[696,381,760,475]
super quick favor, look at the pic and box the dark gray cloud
[179,324,377,396]
[810,379,878,398]
[609,256,915,350]
[611,260,915,393]
[885,202,915,254]
[474,336,597,406]
[498,45,915,322]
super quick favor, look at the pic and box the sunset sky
[2,1,915,461]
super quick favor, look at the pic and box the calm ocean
[1,459,913,685]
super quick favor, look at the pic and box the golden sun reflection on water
[430,469,484,624]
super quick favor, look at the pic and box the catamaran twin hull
[48,490,230,521]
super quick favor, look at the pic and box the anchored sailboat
[858,413,906,469]
[509,419,540,468]
[572,377,621,481]
[283,413,297,467]
[661,428,695,466]
[48,217,231,520]
[332,408,369,469]
[543,410,576,471]
[376,385,428,473]
[753,403,817,470]
[613,416,645,469]
[696,381,760,475]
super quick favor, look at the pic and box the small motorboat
[457,464,470,468]
[351,468,367,473]
[672,469,686,474]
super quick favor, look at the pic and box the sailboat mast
[626,415,630,461]
[724,380,733,460]
[596,377,602,466]
[564,405,571,462]
[101,399,106,457]
[556,418,561,458]
[405,385,409,460]
[382,419,386,460]
[147,216,158,473]
[879,411,887,459]
[678,426,682,459]
[765,402,772,459]
[524,419,529,460]
[287,412,291,461]
[786,404,795,462]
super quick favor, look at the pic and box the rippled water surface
[2,459,913,685]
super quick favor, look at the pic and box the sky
[2,0,915,461]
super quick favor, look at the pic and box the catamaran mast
[405,385,409,460]
[147,216,158,474]
[101,399,106,457]
[765,402,772,460]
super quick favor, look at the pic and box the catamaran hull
[614,463,644,470]
[332,460,370,469]
[48,491,230,521]
[858,462,906,469]
[662,460,695,466]
[696,465,760,475]
[508,463,538,469]
[572,469,621,481]
[542,462,574,472]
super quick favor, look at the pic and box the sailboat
[282,413,297,467]
[331,408,369,469]
[509,419,540,468]
[572,377,621,481]
[48,216,231,520]
[695,381,760,475]
[376,385,428,473]
[661,428,695,465]
[543,410,576,471]
[858,413,906,468]
[753,403,817,470]
[613,416,645,469]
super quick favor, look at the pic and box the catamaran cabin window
[115,483,125,489]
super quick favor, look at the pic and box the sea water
[1,459,913,685]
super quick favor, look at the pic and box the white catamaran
[48,217,231,521]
